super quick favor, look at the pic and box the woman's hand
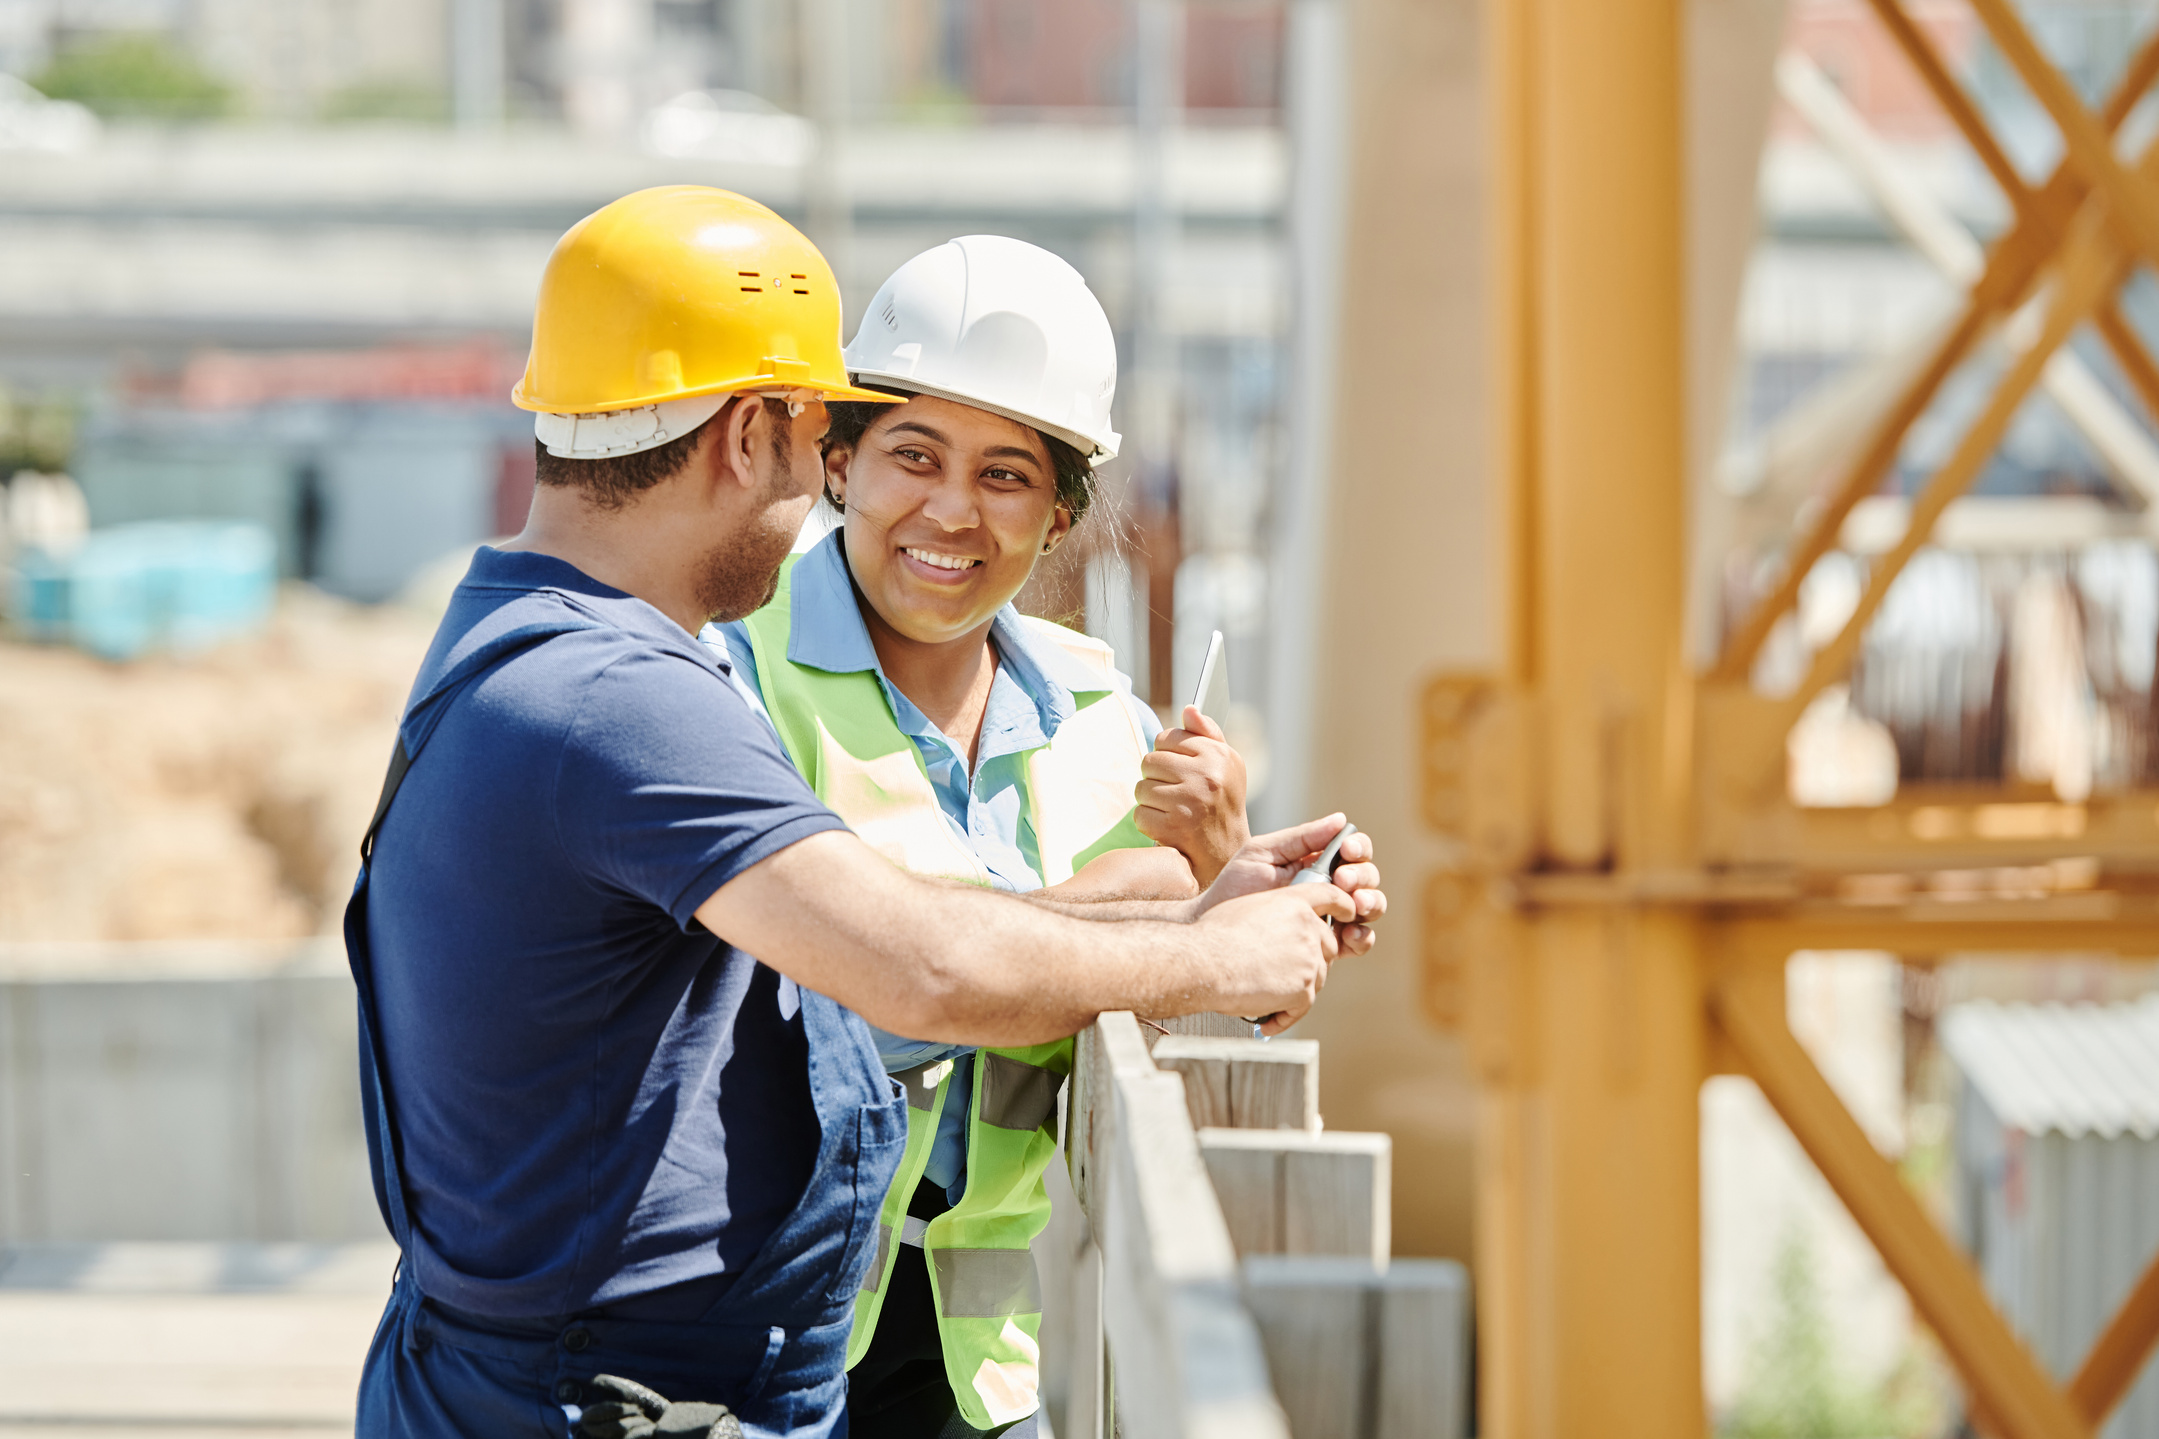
[1134,706,1251,886]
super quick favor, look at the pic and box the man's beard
[694,462,808,625]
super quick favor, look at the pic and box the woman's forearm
[1036,845,1200,908]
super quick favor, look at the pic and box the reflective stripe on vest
[978,1051,1061,1132]
[738,557,1144,1430]
[932,1247,1044,1318]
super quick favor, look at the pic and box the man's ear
[709,395,762,492]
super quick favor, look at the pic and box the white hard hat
[844,236,1121,464]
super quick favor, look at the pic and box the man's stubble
[693,429,815,625]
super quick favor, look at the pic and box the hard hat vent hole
[738,271,762,293]
[792,274,810,294]
[880,301,899,330]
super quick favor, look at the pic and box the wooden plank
[1064,1238,1110,1439]
[1241,1256,1471,1439]
[1152,1036,1320,1131]
[1079,1014,1292,1439]
[1198,1128,1391,1265]
[1241,1259,1369,1439]
[1373,1261,1472,1439]
[1146,1011,1253,1050]
[1197,1137,1279,1258]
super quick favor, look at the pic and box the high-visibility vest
[738,556,1153,1429]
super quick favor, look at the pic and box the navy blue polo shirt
[364,547,848,1319]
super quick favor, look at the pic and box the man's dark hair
[534,397,793,510]
[822,401,1097,521]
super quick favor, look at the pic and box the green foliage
[0,387,77,476]
[320,78,448,124]
[1721,1225,1932,1439]
[895,81,978,125]
[30,32,231,121]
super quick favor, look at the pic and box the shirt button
[561,1325,593,1353]
[555,1378,584,1403]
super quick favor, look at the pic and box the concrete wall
[0,968,379,1242]
[1291,0,1490,1267]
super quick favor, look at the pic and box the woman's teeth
[903,547,981,571]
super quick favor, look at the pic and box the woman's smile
[898,545,986,579]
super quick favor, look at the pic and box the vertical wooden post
[1199,1128,1391,1264]
[1243,1256,1473,1439]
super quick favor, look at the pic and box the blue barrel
[11,520,278,661]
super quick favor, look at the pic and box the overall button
[561,1325,593,1353]
[554,1378,584,1403]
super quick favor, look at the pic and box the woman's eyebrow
[883,421,950,444]
[982,445,1045,465]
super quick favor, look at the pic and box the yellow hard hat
[513,186,898,454]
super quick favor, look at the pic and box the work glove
[573,1374,744,1439]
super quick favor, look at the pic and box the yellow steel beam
[2094,298,2159,428]
[1777,202,2123,719]
[1968,0,2159,271]
[1712,968,2092,1439]
[2071,1248,2159,1423]
[1861,0,2033,207]
[1709,18,2159,684]
[1477,0,1706,1434]
[1716,787,2159,873]
[1716,907,2159,959]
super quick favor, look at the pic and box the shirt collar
[454,545,730,672]
[786,531,1113,729]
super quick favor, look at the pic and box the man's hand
[1191,883,1353,1035]
[1134,706,1251,887]
[574,1374,742,1439]
[1198,813,1386,960]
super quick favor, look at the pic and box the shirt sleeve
[1124,689,1163,745]
[553,646,848,930]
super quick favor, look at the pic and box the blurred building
[1945,997,2159,1439]
[0,0,452,119]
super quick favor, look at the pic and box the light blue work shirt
[704,531,1160,1198]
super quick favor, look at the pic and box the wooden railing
[1045,1012,1470,1439]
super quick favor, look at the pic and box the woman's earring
[1041,541,1053,554]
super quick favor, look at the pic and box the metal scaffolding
[1424,0,2159,1434]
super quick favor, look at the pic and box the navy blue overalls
[345,607,907,1438]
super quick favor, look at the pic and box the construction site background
[3,0,2159,1435]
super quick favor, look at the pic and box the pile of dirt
[0,588,435,942]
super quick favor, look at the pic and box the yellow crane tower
[1300,0,2159,1434]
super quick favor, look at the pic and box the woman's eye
[984,467,1032,485]
[895,447,933,464]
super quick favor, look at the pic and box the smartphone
[1189,629,1228,719]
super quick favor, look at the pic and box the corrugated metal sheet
[1948,998,2159,1439]
[1941,996,2159,1140]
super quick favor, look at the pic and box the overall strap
[345,610,610,1256]
[347,734,420,1251]
[361,738,414,864]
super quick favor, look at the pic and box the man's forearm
[700,832,1244,1045]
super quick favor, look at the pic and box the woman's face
[828,396,1073,646]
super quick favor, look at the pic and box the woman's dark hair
[823,401,1097,521]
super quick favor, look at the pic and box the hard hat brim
[842,373,1118,464]
[513,376,913,413]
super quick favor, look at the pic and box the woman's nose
[920,478,978,531]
